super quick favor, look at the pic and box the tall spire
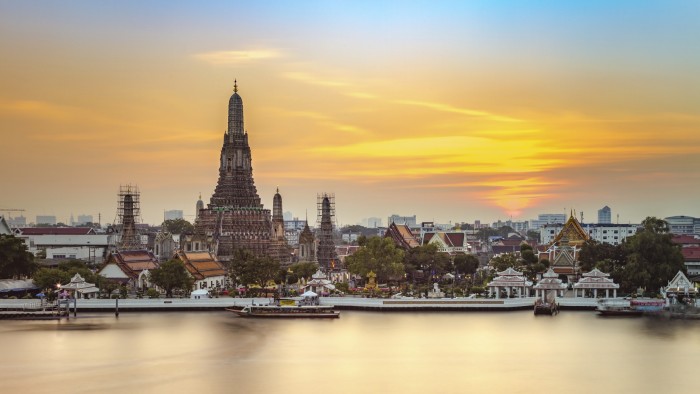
[228,80,244,135]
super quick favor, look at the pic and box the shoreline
[0,296,599,314]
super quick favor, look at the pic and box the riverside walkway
[0,296,599,314]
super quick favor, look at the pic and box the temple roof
[533,268,567,289]
[101,250,159,280]
[175,250,226,280]
[385,222,420,250]
[551,213,590,247]
[665,271,697,294]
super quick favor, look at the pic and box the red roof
[681,247,700,262]
[672,235,700,246]
[18,227,95,235]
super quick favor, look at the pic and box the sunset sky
[1,1,699,227]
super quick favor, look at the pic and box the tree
[148,259,194,297]
[290,261,319,280]
[346,236,405,283]
[404,244,451,281]
[0,234,36,279]
[240,256,280,288]
[162,218,194,234]
[454,254,479,276]
[578,240,625,273]
[32,268,70,291]
[621,217,684,294]
[489,253,520,272]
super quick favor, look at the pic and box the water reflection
[0,311,698,393]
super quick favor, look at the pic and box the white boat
[226,305,340,319]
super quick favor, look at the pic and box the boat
[596,298,665,316]
[534,298,558,315]
[534,291,558,316]
[226,305,340,318]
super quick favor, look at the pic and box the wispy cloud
[281,71,349,88]
[194,49,282,65]
[396,99,522,123]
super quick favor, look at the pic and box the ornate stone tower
[195,193,204,220]
[298,218,316,263]
[116,184,142,250]
[269,188,292,266]
[316,193,338,272]
[193,81,273,263]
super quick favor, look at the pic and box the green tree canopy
[148,259,194,297]
[621,217,684,293]
[489,253,520,272]
[290,261,319,280]
[404,243,452,280]
[578,240,625,273]
[240,256,280,288]
[453,253,479,276]
[162,218,194,234]
[0,234,36,279]
[32,268,71,290]
[228,248,281,288]
[346,236,405,283]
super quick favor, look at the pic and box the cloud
[194,49,282,65]
[281,71,349,88]
[395,99,522,123]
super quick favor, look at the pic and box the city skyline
[2,1,700,226]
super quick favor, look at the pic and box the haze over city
[2,1,699,226]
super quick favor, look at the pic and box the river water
[0,310,698,393]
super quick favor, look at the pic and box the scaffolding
[316,193,338,272]
[116,184,143,250]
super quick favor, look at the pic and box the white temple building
[572,268,619,298]
[533,268,567,301]
[60,273,99,299]
[487,267,532,299]
[303,270,336,296]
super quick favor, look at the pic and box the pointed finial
[276,186,279,194]
[198,192,202,200]
[234,79,238,93]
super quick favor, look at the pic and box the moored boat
[596,298,664,316]
[226,305,340,318]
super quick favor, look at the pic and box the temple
[192,81,273,263]
[538,212,590,282]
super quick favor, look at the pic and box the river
[0,311,698,393]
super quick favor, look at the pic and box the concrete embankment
[0,297,599,314]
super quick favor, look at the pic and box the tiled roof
[384,223,420,249]
[175,250,226,280]
[104,250,159,279]
[672,235,700,245]
[681,247,700,262]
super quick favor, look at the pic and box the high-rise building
[529,213,566,230]
[388,214,417,227]
[598,206,612,224]
[164,210,183,221]
[77,214,93,225]
[192,81,273,262]
[36,215,57,226]
[665,216,699,235]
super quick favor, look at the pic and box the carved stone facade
[192,82,273,263]
[270,188,292,266]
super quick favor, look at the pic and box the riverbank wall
[0,297,599,313]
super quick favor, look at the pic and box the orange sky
[1,1,700,226]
